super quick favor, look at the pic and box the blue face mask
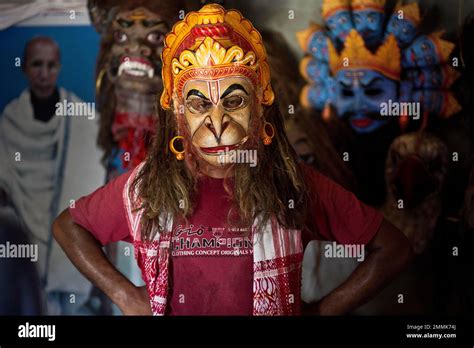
[306,80,334,110]
[307,31,329,62]
[335,69,397,133]
[353,9,385,47]
[402,35,438,68]
[304,59,331,83]
[326,10,353,43]
[406,67,444,89]
[385,15,417,48]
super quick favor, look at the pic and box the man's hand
[306,218,413,315]
[119,286,152,316]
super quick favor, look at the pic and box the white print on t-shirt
[171,224,253,257]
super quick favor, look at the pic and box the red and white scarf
[123,164,303,315]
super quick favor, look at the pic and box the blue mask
[326,10,353,43]
[304,59,331,84]
[405,67,444,89]
[306,80,334,110]
[335,69,397,133]
[402,35,439,68]
[307,30,329,62]
[385,15,417,48]
[353,9,385,47]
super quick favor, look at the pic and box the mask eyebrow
[220,84,249,99]
[117,18,134,28]
[142,19,167,28]
[361,77,383,87]
[186,89,209,100]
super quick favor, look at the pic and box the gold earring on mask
[261,121,275,145]
[169,136,185,160]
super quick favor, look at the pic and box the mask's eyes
[186,97,213,113]
[114,31,128,44]
[222,95,247,110]
[147,31,164,45]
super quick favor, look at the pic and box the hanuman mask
[160,4,274,168]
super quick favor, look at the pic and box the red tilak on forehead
[207,80,220,105]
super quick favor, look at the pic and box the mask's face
[326,10,353,42]
[406,67,442,89]
[386,16,417,48]
[305,59,331,83]
[307,83,334,109]
[308,31,329,61]
[353,9,384,47]
[108,7,168,93]
[335,69,397,133]
[182,76,256,168]
[402,36,438,68]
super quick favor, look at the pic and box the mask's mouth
[200,137,248,156]
[351,117,374,129]
[118,56,155,78]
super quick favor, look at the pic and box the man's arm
[312,218,413,315]
[52,208,151,315]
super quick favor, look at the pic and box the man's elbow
[52,208,70,242]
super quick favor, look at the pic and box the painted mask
[386,15,417,48]
[326,10,353,43]
[300,57,331,84]
[307,30,329,62]
[385,2,420,48]
[107,7,168,94]
[160,4,274,169]
[353,10,385,47]
[328,31,401,133]
[322,0,353,43]
[402,32,454,69]
[334,69,396,133]
[182,77,255,168]
[405,66,460,90]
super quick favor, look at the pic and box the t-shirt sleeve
[69,170,133,246]
[302,164,383,245]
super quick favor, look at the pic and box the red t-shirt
[69,164,383,315]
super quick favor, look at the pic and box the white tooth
[118,64,124,76]
[147,68,154,78]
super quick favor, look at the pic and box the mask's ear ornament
[261,121,275,145]
[169,135,185,160]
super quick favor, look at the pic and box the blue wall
[0,25,99,112]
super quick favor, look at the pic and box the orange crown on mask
[160,4,274,110]
[328,29,401,80]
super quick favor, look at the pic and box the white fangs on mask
[118,60,154,78]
